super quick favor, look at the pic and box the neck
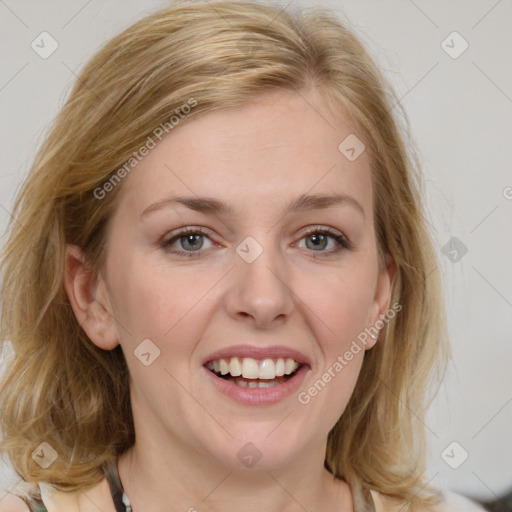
[117,432,353,512]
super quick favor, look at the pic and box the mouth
[205,356,303,389]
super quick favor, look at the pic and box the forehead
[116,88,372,219]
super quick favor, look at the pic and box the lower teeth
[226,377,286,388]
[208,368,300,388]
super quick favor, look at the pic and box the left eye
[294,227,352,254]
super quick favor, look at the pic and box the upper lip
[203,344,311,366]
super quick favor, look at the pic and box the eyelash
[160,226,353,258]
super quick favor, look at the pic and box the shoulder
[0,481,42,512]
[371,490,487,512]
[0,493,30,512]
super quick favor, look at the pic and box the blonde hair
[0,1,448,509]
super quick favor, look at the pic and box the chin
[201,430,312,472]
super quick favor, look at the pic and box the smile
[204,356,309,405]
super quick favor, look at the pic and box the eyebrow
[141,192,365,219]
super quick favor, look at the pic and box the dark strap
[18,494,47,512]
[12,462,130,512]
[104,460,130,512]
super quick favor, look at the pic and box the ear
[64,244,119,350]
[366,254,397,349]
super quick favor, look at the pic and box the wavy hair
[0,1,448,509]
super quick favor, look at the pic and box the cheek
[304,263,377,346]
[297,259,376,413]
[108,254,216,357]
[298,337,365,429]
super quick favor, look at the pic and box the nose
[224,238,295,329]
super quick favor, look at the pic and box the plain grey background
[0,0,511,501]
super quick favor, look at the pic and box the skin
[64,87,396,512]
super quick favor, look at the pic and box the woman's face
[85,88,394,470]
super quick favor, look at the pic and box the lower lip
[203,364,309,405]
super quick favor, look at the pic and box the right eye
[161,227,216,257]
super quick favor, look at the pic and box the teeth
[229,357,242,377]
[258,359,275,379]
[275,358,286,376]
[206,356,300,379]
[219,359,230,375]
[255,380,280,388]
[241,358,259,379]
[228,378,282,388]
[284,358,297,374]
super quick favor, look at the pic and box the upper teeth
[206,357,300,379]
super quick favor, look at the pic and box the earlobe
[64,244,119,350]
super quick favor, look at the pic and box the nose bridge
[226,233,294,326]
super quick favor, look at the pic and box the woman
[0,1,485,510]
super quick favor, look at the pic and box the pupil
[307,233,327,250]
[182,234,202,250]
